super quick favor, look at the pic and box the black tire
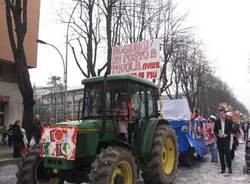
[196,153,203,160]
[142,124,178,184]
[89,146,137,184]
[186,148,195,167]
[16,145,64,184]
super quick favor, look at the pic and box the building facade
[34,86,84,123]
[0,1,41,127]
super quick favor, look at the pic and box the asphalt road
[0,144,250,184]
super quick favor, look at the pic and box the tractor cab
[81,74,159,143]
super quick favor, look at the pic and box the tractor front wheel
[142,124,178,184]
[16,145,64,184]
[89,146,137,184]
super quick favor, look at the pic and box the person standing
[205,115,218,162]
[1,125,7,145]
[33,115,42,144]
[7,124,13,147]
[49,116,55,125]
[12,120,24,158]
[231,120,240,160]
[214,109,233,174]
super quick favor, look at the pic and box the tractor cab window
[111,92,128,118]
[84,83,112,117]
[83,81,128,118]
[130,84,146,119]
[84,86,102,116]
[147,88,158,117]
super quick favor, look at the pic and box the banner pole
[157,79,163,118]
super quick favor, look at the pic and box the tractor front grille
[44,157,73,170]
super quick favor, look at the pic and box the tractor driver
[112,93,136,142]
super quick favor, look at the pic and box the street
[175,143,250,184]
[0,144,249,184]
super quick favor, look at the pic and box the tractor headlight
[181,125,189,133]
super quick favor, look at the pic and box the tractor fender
[96,140,132,154]
[141,118,170,158]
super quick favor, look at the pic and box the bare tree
[58,0,249,116]
[47,76,64,122]
[68,0,101,77]
[4,0,34,140]
[197,73,249,117]
[176,39,208,110]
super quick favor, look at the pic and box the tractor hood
[55,119,114,132]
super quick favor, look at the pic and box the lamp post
[37,1,80,120]
[37,39,66,121]
[64,0,80,120]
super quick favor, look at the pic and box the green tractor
[16,74,178,184]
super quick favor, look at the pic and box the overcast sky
[30,0,250,111]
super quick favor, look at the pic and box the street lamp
[36,39,67,120]
[64,0,80,120]
[37,1,80,121]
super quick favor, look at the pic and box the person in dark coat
[12,120,24,158]
[7,124,13,147]
[214,109,233,174]
[33,115,42,144]
[231,121,240,160]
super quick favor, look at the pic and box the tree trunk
[22,99,34,141]
[15,49,34,141]
[4,0,34,140]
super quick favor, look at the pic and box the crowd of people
[193,107,249,174]
[0,115,56,158]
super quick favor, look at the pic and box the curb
[0,157,21,167]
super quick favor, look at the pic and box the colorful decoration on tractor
[40,126,78,160]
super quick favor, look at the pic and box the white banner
[111,39,161,79]
[162,98,191,121]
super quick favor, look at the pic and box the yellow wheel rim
[162,137,175,175]
[111,161,133,184]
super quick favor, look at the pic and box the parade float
[162,98,207,166]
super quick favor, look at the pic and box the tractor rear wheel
[16,145,64,184]
[142,124,178,184]
[89,146,137,184]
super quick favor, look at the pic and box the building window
[67,95,73,103]
[74,93,83,102]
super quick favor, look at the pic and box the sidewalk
[0,144,19,167]
[0,144,12,158]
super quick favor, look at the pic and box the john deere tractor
[16,74,178,184]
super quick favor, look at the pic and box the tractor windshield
[83,84,103,117]
[83,82,129,118]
